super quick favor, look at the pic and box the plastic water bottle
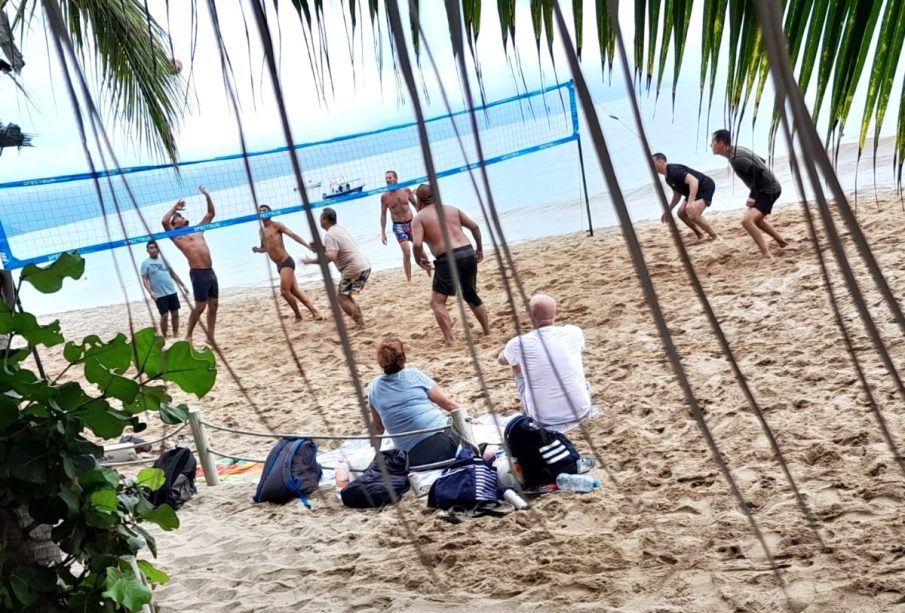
[334,456,350,491]
[555,473,600,493]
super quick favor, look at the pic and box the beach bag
[427,447,499,510]
[253,438,322,508]
[148,447,197,509]
[340,449,410,508]
[504,415,579,487]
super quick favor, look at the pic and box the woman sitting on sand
[368,336,460,466]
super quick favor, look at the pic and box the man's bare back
[172,233,212,269]
[381,189,416,222]
[415,203,472,258]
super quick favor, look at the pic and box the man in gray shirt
[711,129,788,260]
[302,207,371,328]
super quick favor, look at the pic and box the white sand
[43,194,905,611]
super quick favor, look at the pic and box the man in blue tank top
[652,153,719,243]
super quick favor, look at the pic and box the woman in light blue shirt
[368,337,460,466]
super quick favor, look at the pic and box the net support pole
[576,136,594,236]
[188,409,220,486]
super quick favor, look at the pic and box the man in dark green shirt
[711,129,788,260]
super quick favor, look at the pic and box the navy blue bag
[253,438,322,508]
[427,447,499,510]
[340,449,410,508]
[504,415,580,487]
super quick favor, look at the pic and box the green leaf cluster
[0,254,217,611]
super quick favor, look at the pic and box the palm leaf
[595,0,616,79]
[54,0,185,163]
[827,1,883,149]
[0,119,31,150]
[572,0,582,59]
[870,0,905,175]
[645,0,661,92]
[633,0,645,85]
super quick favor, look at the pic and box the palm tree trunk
[0,506,61,566]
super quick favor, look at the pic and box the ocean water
[11,115,900,317]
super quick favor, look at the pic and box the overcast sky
[0,1,899,181]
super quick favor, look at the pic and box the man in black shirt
[652,153,719,242]
[711,129,787,260]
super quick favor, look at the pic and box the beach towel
[195,458,263,482]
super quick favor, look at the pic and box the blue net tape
[0,81,578,269]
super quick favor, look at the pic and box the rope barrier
[109,422,190,452]
[100,458,157,468]
[208,446,455,472]
[199,419,452,441]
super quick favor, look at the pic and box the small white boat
[293,179,322,192]
[322,178,365,200]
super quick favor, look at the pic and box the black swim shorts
[433,245,482,307]
[154,293,180,315]
[753,187,782,216]
[276,256,295,273]
[189,268,219,302]
[697,178,716,206]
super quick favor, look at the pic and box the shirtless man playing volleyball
[380,170,422,282]
[252,204,323,322]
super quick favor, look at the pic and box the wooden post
[124,555,153,613]
[188,409,220,486]
[450,407,479,452]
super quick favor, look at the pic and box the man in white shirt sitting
[498,293,595,432]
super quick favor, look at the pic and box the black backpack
[253,438,322,508]
[148,447,198,509]
[340,449,410,509]
[504,415,579,487]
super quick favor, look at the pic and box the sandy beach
[41,193,905,611]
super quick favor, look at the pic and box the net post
[568,79,593,237]
[188,409,220,486]
[577,136,594,237]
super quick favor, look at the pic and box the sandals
[440,501,516,524]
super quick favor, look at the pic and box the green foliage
[8,0,187,164]
[0,253,217,611]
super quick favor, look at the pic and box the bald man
[498,294,594,432]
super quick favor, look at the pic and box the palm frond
[53,0,185,163]
[0,119,32,150]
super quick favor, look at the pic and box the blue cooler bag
[427,447,499,510]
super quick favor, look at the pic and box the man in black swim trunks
[652,153,719,242]
[412,183,491,346]
[711,129,788,260]
[380,170,421,282]
[252,205,323,322]
[162,185,219,344]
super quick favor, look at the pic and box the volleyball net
[0,81,578,269]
